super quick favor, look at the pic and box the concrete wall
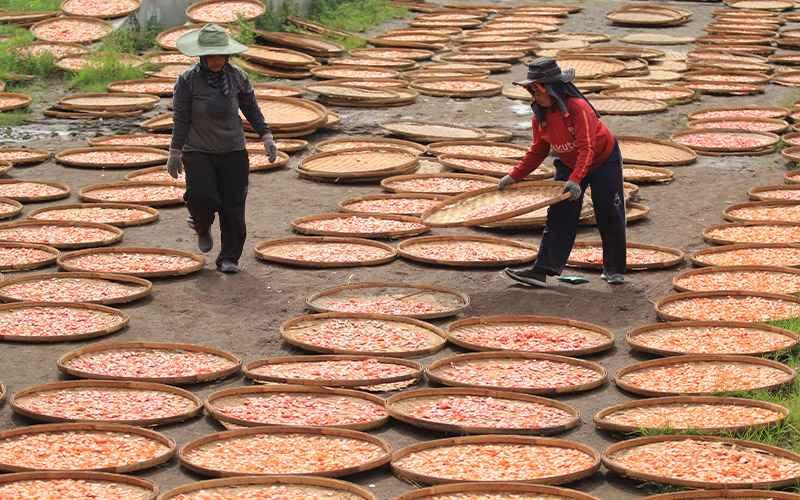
[132,0,312,28]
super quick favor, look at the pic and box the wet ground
[1,1,798,498]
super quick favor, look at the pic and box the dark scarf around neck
[200,56,232,97]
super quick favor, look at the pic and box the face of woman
[205,55,227,72]
[526,83,553,107]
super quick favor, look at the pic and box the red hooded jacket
[509,97,616,184]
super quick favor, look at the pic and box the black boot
[504,267,547,287]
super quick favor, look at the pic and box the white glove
[498,175,515,191]
[564,180,582,201]
[263,132,277,163]
[167,148,183,179]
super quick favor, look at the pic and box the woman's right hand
[498,175,515,191]
[167,149,183,179]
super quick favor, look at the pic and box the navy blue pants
[183,150,249,266]
[533,142,627,276]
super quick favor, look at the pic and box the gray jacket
[170,64,270,154]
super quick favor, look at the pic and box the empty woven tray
[617,136,698,166]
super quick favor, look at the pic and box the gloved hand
[498,175,515,191]
[263,132,278,163]
[167,148,183,179]
[563,180,582,202]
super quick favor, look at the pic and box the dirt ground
[0,1,798,498]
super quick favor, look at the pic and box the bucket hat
[513,57,576,86]
[176,23,247,57]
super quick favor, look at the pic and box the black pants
[183,150,249,266]
[533,142,627,276]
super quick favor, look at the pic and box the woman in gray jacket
[167,24,277,273]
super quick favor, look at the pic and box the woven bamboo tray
[205,384,389,431]
[107,78,175,97]
[315,136,424,156]
[727,0,795,9]
[0,271,151,305]
[595,396,788,434]
[427,351,607,395]
[657,290,800,322]
[645,490,800,500]
[79,181,185,207]
[31,16,112,43]
[61,0,141,18]
[255,236,397,268]
[55,146,168,169]
[0,241,59,271]
[395,483,599,500]
[0,471,157,499]
[387,387,580,435]
[281,312,447,358]
[439,154,550,180]
[703,221,800,245]
[0,179,69,203]
[601,86,695,105]
[616,354,795,396]
[446,315,614,357]
[410,78,503,98]
[0,92,31,112]
[673,129,780,153]
[299,148,418,181]
[306,282,469,319]
[57,246,204,278]
[125,166,184,185]
[10,379,201,426]
[242,45,316,68]
[722,200,800,223]
[254,30,345,58]
[428,141,528,159]
[682,82,765,96]
[391,435,600,486]
[333,56,417,70]
[58,341,241,384]
[398,235,538,267]
[748,184,800,201]
[623,165,674,184]
[28,202,159,228]
[607,7,688,27]
[589,96,668,115]
[179,425,391,478]
[244,354,422,387]
[690,242,800,267]
[159,476,376,500]
[619,33,695,45]
[684,70,770,85]
[567,241,685,271]
[0,10,55,25]
[0,147,49,166]
[627,320,799,356]
[688,105,786,120]
[0,422,174,473]
[351,47,434,61]
[783,145,800,163]
[291,212,428,239]
[603,434,800,489]
[88,133,171,149]
[690,117,789,135]
[0,220,123,250]
[185,0,264,22]
[381,120,486,142]
[307,84,406,105]
[554,56,627,79]
[0,302,127,343]
[0,160,10,176]
[617,136,697,166]
[421,181,568,228]
[253,97,328,133]
[46,107,145,120]
[0,197,21,220]
[0,383,4,404]
[380,173,497,195]
[58,93,158,112]
[139,113,173,132]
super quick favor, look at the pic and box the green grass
[70,53,147,92]
[0,109,31,127]
[0,0,60,11]
[309,0,407,33]
[0,28,59,83]
[99,16,160,54]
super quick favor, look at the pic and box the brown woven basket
[10,379,201,426]
[61,0,141,18]
[243,354,422,387]
[299,148,418,180]
[0,147,49,165]
[0,271,152,305]
[391,435,600,486]
[0,241,59,271]
[0,220,123,250]
[410,78,503,97]
[690,242,800,267]
[427,351,607,395]
[656,289,800,322]
[446,314,615,356]
[0,197,21,220]
[747,184,800,202]
[421,181,569,228]
[281,312,447,358]
[626,320,799,356]
[58,93,159,112]
[590,96,668,115]
[57,246,204,278]
[688,117,789,135]
[394,483,599,500]
[178,425,391,478]
[124,166,184,185]
[681,81,765,96]
[644,489,800,499]
[255,30,345,58]
[381,173,499,195]
[567,241,685,271]
[242,45,316,68]
[306,282,469,320]
[0,471,157,499]
[603,434,800,489]
[107,79,175,97]
[205,385,389,431]
[381,120,487,142]
[555,56,627,79]
[55,146,168,169]
[619,33,696,45]
[58,341,241,385]
[703,221,800,245]
[30,16,112,44]
[617,136,697,166]
[79,181,185,207]
[255,236,396,268]
[615,354,795,396]
[139,113,173,132]
[0,160,10,176]
[291,212,429,239]
[0,301,127,343]
[0,179,69,203]
[28,202,159,228]
[623,165,674,184]
[397,234,538,267]
[783,145,800,163]
[338,194,447,217]
[387,387,580,435]
[438,154,550,179]
[185,0,265,23]
[722,200,800,223]
[595,396,788,434]
[684,70,770,85]
[0,92,31,112]
[158,476,376,500]
[88,133,171,149]
[428,141,528,159]
[0,422,174,473]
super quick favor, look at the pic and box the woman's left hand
[263,132,278,163]
[563,180,582,201]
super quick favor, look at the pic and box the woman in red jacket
[500,58,626,287]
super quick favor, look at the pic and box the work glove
[498,175,515,191]
[263,132,278,163]
[563,180,582,202]
[167,148,183,179]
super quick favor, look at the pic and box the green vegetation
[70,53,147,92]
[0,109,31,127]
[0,0,60,11]
[99,17,160,54]
[255,1,298,32]
[0,27,58,83]
[309,0,406,33]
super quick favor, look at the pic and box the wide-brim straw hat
[176,23,247,57]
[513,57,576,86]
